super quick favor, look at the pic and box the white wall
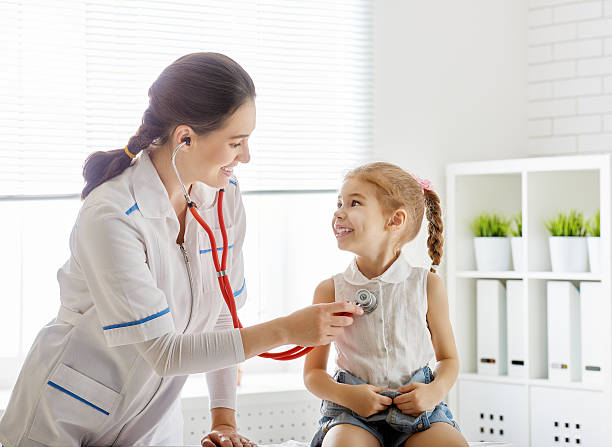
[373,0,529,265]
[527,0,612,155]
[373,0,529,266]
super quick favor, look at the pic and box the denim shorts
[310,366,460,447]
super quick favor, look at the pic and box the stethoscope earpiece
[183,136,191,145]
[355,289,378,314]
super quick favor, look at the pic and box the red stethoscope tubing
[189,188,320,360]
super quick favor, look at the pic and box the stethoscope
[171,138,377,360]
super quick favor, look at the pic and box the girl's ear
[387,209,408,231]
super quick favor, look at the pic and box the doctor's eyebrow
[229,134,250,139]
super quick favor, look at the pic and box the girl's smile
[334,224,354,238]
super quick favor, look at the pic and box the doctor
[0,52,362,447]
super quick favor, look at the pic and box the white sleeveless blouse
[332,255,436,389]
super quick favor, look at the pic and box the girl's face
[183,100,256,189]
[333,177,392,255]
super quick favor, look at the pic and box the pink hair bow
[410,174,434,192]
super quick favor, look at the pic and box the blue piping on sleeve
[233,278,246,297]
[102,307,170,331]
[229,179,237,186]
[47,381,110,415]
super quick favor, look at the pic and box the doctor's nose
[236,141,250,164]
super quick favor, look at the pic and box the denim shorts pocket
[411,412,432,433]
[423,365,433,384]
[321,399,345,417]
[428,402,461,432]
[438,401,454,419]
[335,370,347,383]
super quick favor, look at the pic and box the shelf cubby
[526,169,599,273]
[447,154,612,446]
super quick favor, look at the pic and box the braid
[125,108,161,157]
[82,108,161,198]
[424,189,444,273]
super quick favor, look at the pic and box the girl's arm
[303,278,347,404]
[303,279,391,417]
[425,271,460,401]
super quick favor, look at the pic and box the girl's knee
[402,422,468,447]
[322,423,380,447]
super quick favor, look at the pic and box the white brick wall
[528,0,612,155]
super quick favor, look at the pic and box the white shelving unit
[446,154,611,446]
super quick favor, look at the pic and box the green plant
[586,209,600,237]
[544,210,586,237]
[471,213,511,237]
[509,213,522,237]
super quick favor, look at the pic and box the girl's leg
[402,422,468,447]
[322,423,381,447]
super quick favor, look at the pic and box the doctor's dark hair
[344,162,444,273]
[81,52,256,199]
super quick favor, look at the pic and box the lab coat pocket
[200,225,235,292]
[28,363,120,446]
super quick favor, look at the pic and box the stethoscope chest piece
[354,289,378,314]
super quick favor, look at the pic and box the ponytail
[424,189,444,273]
[81,109,161,199]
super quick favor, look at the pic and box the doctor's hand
[340,384,392,418]
[393,382,439,417]
[201,424,257,447]
[284,302,364,347]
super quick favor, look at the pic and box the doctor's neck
[150,146,193,215]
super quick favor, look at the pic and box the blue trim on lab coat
[47,381,110,415]
[233,278,246,297]
[102,307,170,331]
[125,203,139,215]
[200,244,234,255]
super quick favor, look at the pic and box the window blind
[0,0,373,194]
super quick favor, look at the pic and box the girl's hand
[284,302,364,347]
[340,383,393,418]
[201,424,258,447]
[392,382,441,417]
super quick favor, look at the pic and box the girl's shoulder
[313,277,335,304]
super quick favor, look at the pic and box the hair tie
[124,145,137,159]
[430,264,440,271]
[410,173,434,192]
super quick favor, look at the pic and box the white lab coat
[0,151,248,447]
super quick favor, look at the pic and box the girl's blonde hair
[345,162,444,273]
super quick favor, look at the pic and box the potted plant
[586,209,600,274]
[509,213,523,271]
[544,210,588,273]
[471,213,512,271]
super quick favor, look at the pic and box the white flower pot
[473,237,512,271]
[548,236,588,273]
[587,236,601,273]
[510,237,524,272]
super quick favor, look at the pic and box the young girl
[304,162,468,447]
